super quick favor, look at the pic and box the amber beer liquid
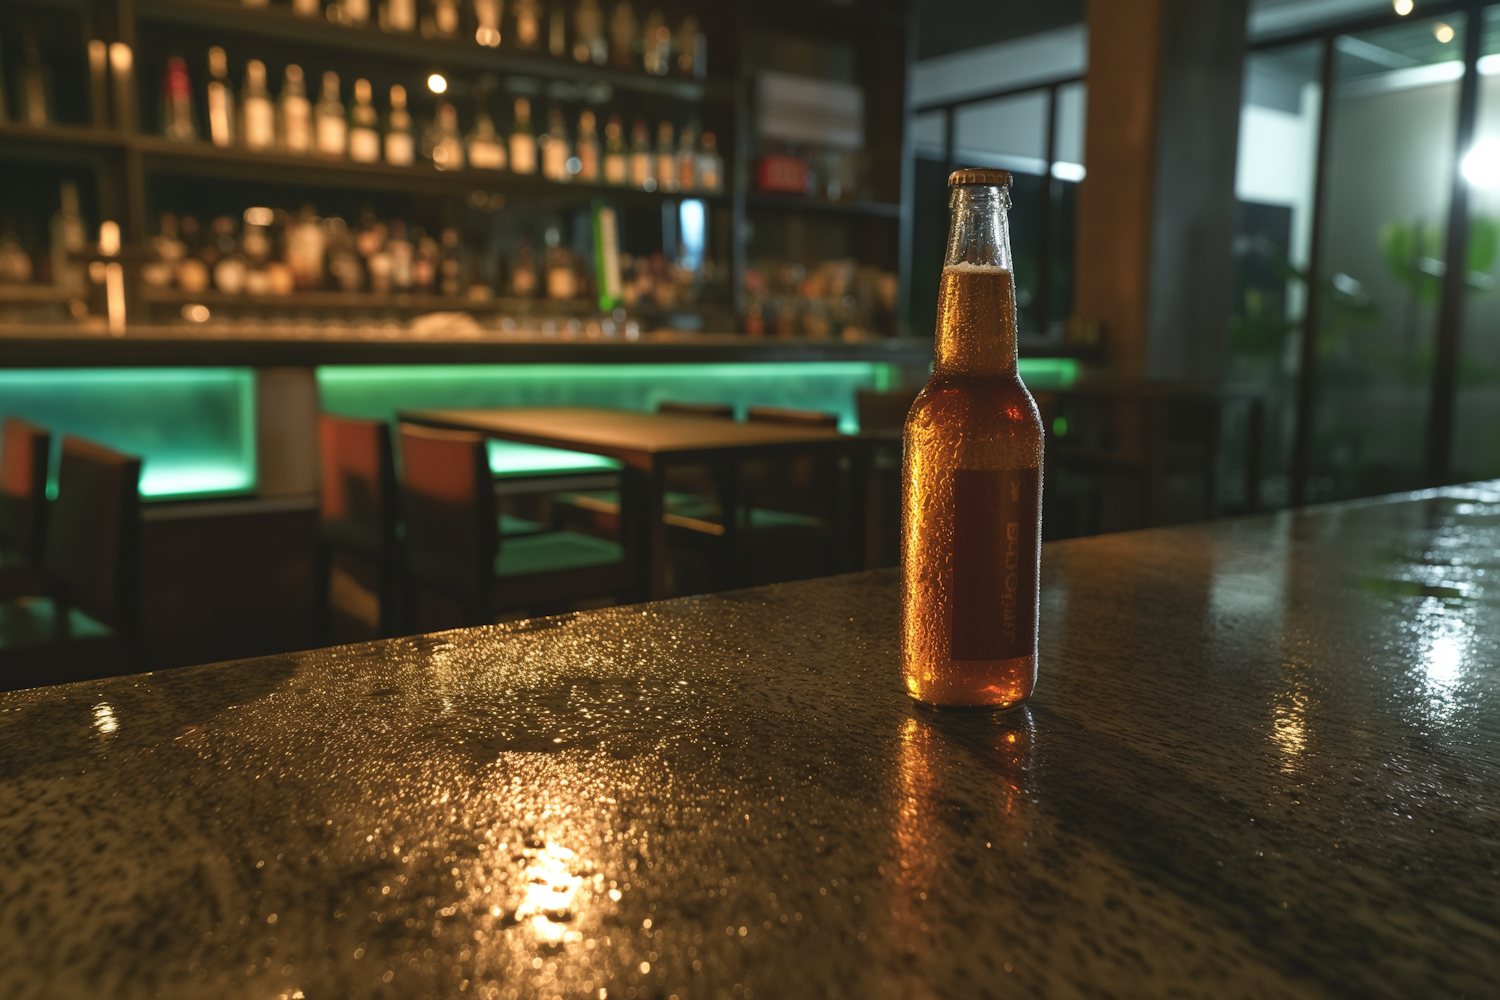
[902,169,1043,708]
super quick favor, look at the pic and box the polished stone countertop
[2,487,1498,998]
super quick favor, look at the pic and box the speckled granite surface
[2,486,1499,999]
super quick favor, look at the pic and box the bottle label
[385,132,414,166]
[349,127,381,162]
[949,467,1040,661]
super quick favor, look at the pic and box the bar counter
[3,487,1498,997]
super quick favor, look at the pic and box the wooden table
[3,486,1497,997]
[401,406,870,598]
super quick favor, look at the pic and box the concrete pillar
[256,368,320,497]
[1074,0,1248,380]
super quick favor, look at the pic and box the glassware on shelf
[655,121,677,193]
[241,60,276,151]
[161,55,198,142]
[510,98,538,174]
[675,124,696,193]
[575,109,600,182]
[206,47,235,148]
[348,79,382,163]
[629,119,653,190]
[440,227,462,296]
[574,0,606,64]
[278,64,313,155]
[541,106,571,182]
[426,102,466,170]
[467,100,507,169]
[603,115,627,185]
[315,71,348,159]
[697,131,722,193]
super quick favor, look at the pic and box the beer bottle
[902,168,1043,708]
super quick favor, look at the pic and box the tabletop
[401,406,853,469]
[1,486,1498,998]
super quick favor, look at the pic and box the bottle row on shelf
[160,47,724,188]
[741,258,899,341]
[244,0,706,79]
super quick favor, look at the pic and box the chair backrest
[318,414,397,559]
[398,424,496,607]
[41,436,141,633]
[746,405,840,429]
[855,389,921,433]
[658,400,735,420]
[0,416,51,565]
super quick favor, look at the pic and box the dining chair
[398,423,631,629]
[0,417,51,599]
[0,436,141,690]
[317,414,401,641]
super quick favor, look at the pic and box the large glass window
[1232,42,1323,508]
[1452,8,1500,482]
[1310,14,1466,501]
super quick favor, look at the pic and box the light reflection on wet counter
[1,485,1499,998]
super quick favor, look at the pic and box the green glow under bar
[0,368,257,500]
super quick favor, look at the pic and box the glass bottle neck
[934,184,1018,376]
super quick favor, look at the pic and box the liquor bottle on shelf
[20,31,51,126]
[474,0,501,46]
[327,217,364,292]
[511,238,537,297]
[467,98,507,169]
[285,207,327,288]
[211,216,250,294]
[348,78,381,162]
[425,0,461,38]
[641,10,670,76]
[385,84,415,165]
[629,119,653,190]
[51,181,88,294]
[241,210,275,294]
[241,60,276,151]
[675,124,696,192]
[549,4,567,57]
[293,0,321,17]
[388,218,414,290]
[339,0,371,24]
[676,14,705,79]
[176,215,211,293]
[161,55,198,141]
[381,0,416,32]
[426,102,465,170]
[609,3,637,71]
[142,211,181,289]
[279,65,313,155]
[655,121,677,193]
[541,106,570,182]
[315,71,348,159]
[206,47,235,148]
[514,0,542,48]
[0,231,33,285]
[509,98,537,175]
[902,168,1043,709]
[363,215,393,293]
[574,0,606,64]
[440,227,461,296]
[89,40,110,128]
[603,114,627,185]
[697,130,723,193]
[412,228,438,294]
[545,242,578,300]
[575,109,600,183]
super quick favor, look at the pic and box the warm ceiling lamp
[427,73,448,94]
[1393,0,1414,14]
[1434,21,1454,43]
[1462,138,1500,188]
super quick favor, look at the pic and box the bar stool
[398,424,631,629]
[0,417,51,599]
[317,414,401,641]
[0,436,141,690]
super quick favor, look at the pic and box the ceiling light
[1434,21,1454,43]
[427,73,447,94]
[1393,0,1413,14]
[1462,138,1500,188]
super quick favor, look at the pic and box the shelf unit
[0,0,911,331]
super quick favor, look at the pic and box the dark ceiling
[914,0,1086,60]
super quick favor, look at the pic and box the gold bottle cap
[948,168,1013,187]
